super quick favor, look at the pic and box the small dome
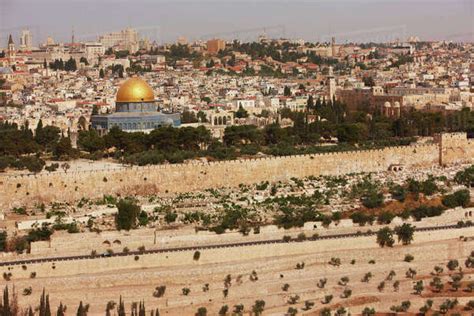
[393,101,400,108]
[384,101,391,108]
[116,77,155,103]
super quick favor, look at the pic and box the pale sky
[1,0,473,45]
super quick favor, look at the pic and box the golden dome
[116,77,155,103]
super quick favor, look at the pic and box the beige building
[207,39,226,54]
[20,29,33,50]
[99,28,139,53]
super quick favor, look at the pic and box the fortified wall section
[438,132,474,165]
[1,133,473,209]
[3,227,473,280]
[24,207,472,257]
[0,144,439,209]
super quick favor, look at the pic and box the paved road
[0,223,469,267]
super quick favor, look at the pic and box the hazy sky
[1,0,473,45]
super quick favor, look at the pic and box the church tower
[7,34,16,65]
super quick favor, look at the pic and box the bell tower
[7,34,16,64]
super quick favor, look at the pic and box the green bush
[454,165,474,187]
[115,198,141,230]
[361,190,384,209]
[390,184,406,202]
[442,190,470,208]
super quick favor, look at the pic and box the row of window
[213,116,232,125]
[109,121,163,130]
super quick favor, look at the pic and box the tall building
[176,36,188,46]
[84,42,105,63]
[20,29,33,50]
[327,66,336,101]
[331,37,337,57]
[99,28,139,53]
[46,36,55,46]
[206,38,226,54]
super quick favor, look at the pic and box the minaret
[331,36,336,57]
[327,66,336,101]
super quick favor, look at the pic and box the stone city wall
[3,227,473,280]
[21,207,472,257]
[1,133,473,209]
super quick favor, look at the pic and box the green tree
[78,130,105,153]
[115,198,141,230]
[76,301,88,316]
[442,189,470,208]
[0,231,6,252]
[376,227,395,247]
[65,57,77,71]
[54,136,74,159]
[57,302,66,316]
[361,307,375,316]
[235,105,249,119]
[252,300,265,316]
[395,223,415,245]
[454,165,474,187]
[413,280,424,295]
[195,307,207,316]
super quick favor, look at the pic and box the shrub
[218,305,229,316]
[378,211,395,224]
[195,307,207,316]
[447,259,459,271]
[361,190,384,209]
[115,198,141,230]
[350,212,375,226]
[390,184,406,202]
[193,251,201,261]
[442,190,470,208]
[404,254,414,262]
[153,286,166,298]
[322,294,333,304]
[454,165,474,187]
[182,287,190,295]
[296,232,306,241]
[164,211,178,223]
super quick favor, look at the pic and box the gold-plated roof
[116,77,155,103]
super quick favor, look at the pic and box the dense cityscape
[0,1,474,315]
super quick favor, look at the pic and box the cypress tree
[39,289,45,316]
[76,301,86,316]
[139,301,145,316]
[45,294,51,316]
[117,296,125,316]
[57,302,66,316]
[3,286,10,316]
